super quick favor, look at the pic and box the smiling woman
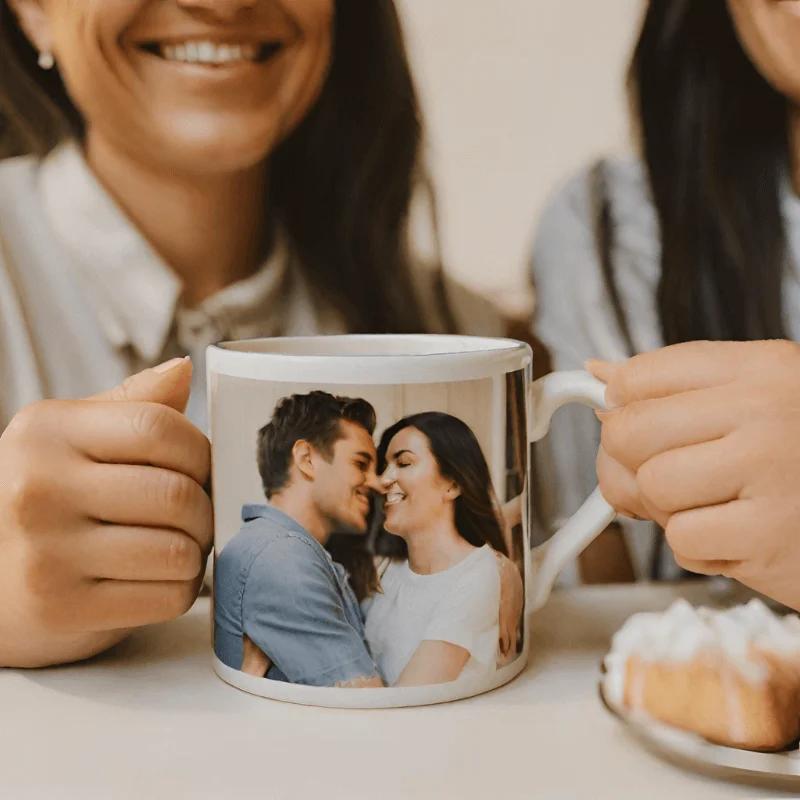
[0,0,509,670]
[6,0,333,173]
[364,412,509,687]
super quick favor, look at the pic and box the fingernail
[585,358,609,373]
[585,359,620,383]
[595,409,618,421]
[154,356,189,374]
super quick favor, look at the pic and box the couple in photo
[214,390,523,689]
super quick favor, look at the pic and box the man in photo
[214,391,384,688]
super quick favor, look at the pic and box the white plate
[598,678,800,791]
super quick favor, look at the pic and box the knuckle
[597,449,648,519]
[613,355,646,404]
[595,450,616,494]
[130,403,171,441]
[664,517,696,562]
[597,472,635,515]
[5,400,53,440]
[112,374,139,402]
[2,464,49,531]
[600,408,634,461]
[18,547,71,629]
[159,470,195,512]
[21,545,58,593]
[636,458,672,511]
[166,534,201,579]
[160,581,198,620]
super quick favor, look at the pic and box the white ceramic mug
[207,334,615,708]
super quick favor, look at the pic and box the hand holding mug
[589,340,800,611]
[0,358,212,667]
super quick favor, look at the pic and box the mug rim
[212,333,528,357]
[206,334,532,385]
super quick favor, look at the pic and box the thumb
[90,357,193,413]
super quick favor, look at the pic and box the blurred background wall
[396,0,645,314]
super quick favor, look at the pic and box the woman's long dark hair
[373,412,508,559]
[603,0,792,580]
[630,0,790,344]
[0,0,457,336]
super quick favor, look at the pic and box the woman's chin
[140,114,280,175]
[382,516,403,538]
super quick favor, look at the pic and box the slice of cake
[602,599,800,751]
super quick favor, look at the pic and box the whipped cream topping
[603,599,800,705]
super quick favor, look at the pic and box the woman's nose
[176,0,257,22]
[379,468,394,487]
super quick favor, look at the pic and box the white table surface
[3,582,799,800]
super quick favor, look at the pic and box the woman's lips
[136,40,284,66]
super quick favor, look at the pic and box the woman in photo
[363,412,509,687]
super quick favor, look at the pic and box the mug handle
[527,370,617,612]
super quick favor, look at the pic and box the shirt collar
[38,139,297,363]
[39,139,181,362]
[242,503,313,538]
[241,503,337,561]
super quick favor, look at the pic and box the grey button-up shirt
[214,504,379,686]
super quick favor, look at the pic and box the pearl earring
[38,51,55,70]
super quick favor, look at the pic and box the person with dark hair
[363,412,508,687]
[530,0,800,585]
[0,0,511,669]
[214,391,385,687]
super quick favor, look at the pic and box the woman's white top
[364,544,501,686]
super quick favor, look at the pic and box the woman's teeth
[161,42,260,65]
[385,492,405,506]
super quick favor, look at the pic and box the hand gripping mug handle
[527,370,617,612]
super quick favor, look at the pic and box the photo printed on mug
[211,370,529,700]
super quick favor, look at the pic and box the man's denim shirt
[214,504,379,686]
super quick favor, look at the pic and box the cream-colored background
[211,375,507,552]
[397,0,644,309]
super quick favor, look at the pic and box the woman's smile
[15,0,334,174]
[137,39,284,67]
[124,18,298,92]
[126,11,296,83]
[384,487,406,507]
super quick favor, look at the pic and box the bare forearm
[335,675,384,688]
[395,641,469,686]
